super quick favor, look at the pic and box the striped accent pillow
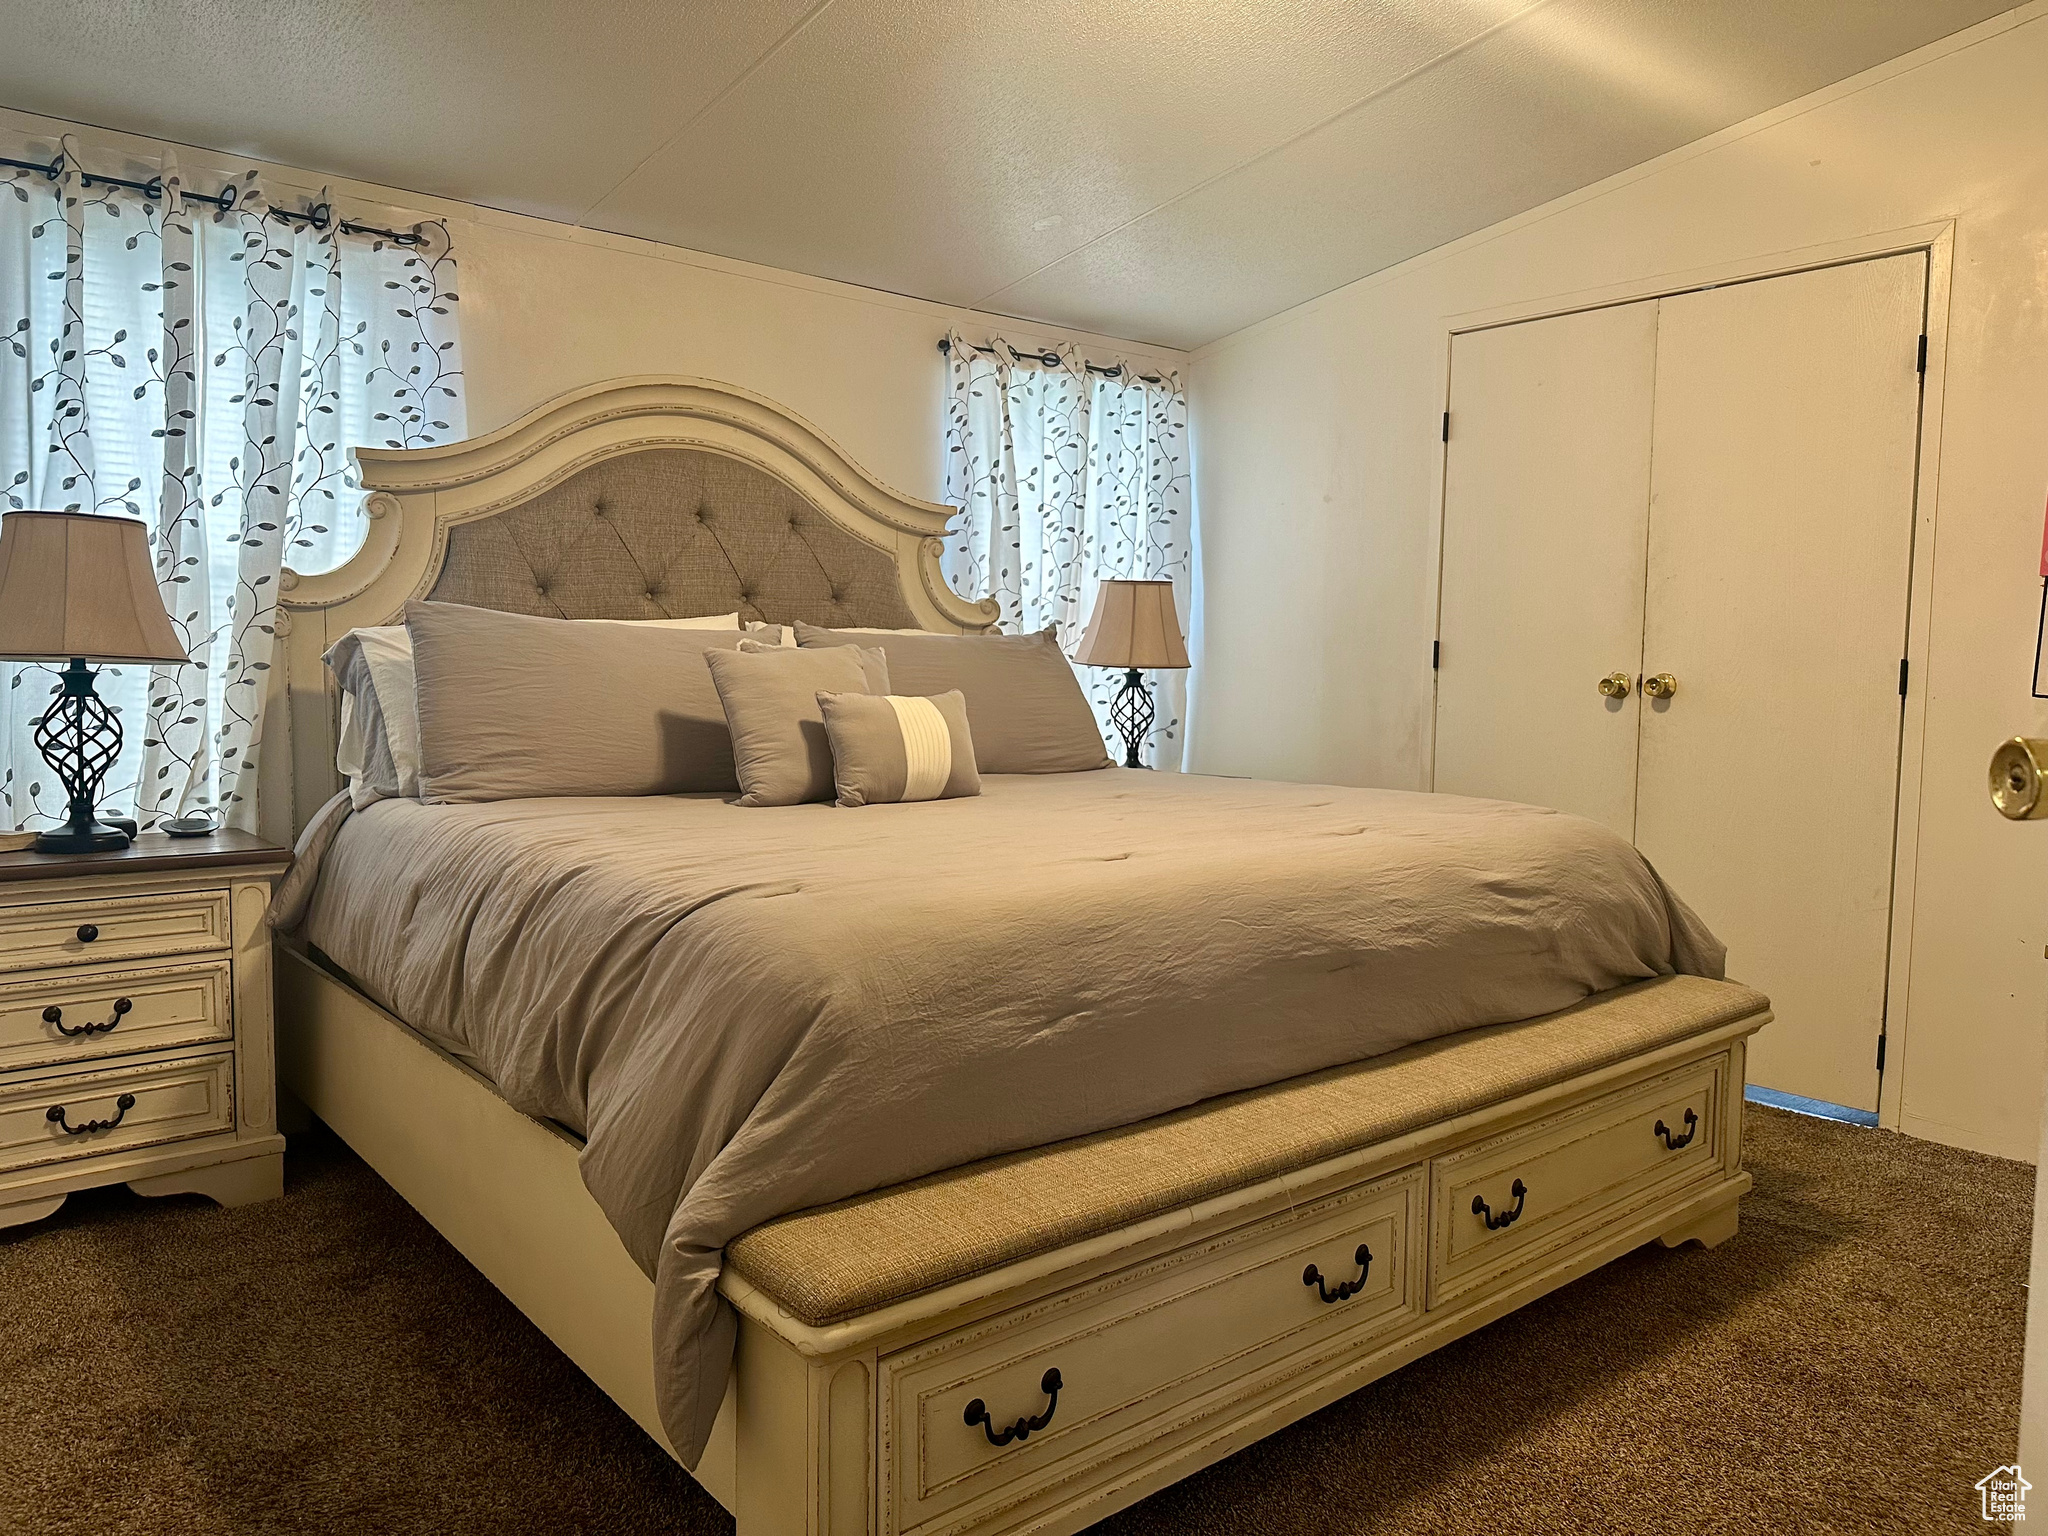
[815,690,982,807]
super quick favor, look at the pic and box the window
[941,334,1192,766]
[1,144,462,829]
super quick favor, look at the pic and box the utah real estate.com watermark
[1980,1465,2030,1522]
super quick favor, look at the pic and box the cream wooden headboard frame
[260,375,998,845]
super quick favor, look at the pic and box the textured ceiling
[0,0,2020,349]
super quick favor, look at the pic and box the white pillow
[330,613,744,799]
[745,622,929,644]
[630,615,745,631]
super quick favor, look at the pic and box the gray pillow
[405,600,755,801]
[703,643,890,806]
[817,690,981,807]
[793,623,1110,774]
[324,636,403,809]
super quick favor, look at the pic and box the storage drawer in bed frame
[866,1039,1741,1536]
[1429,1053,1727,1310]
[720,1026,1755,1536]
[881,1166,1422,1535]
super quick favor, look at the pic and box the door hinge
[1876,1032,1887,1073]
[1432,640,1441,670]
[1441,411,1450,443]
[1899,657,1909,697]
[1917,334,1928,374]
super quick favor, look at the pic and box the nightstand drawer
[0,960,232,1074]
[1,1052,235,1174]
[0,890,230,974]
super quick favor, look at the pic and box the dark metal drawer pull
[75,923,99,944]
[1472,1178,1528,1231]
[43,997,132,1038]
[46,1093,136,1135]
[1654,1108,1699,1151]
[964,1367,1063,1447]
[1302,1243,1373,1304]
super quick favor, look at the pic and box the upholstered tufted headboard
[426,448,920,629]
[264,376,997,843]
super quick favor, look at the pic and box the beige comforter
[302,769,1722,1463]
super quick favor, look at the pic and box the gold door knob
[1643,673,1678,699]
[1990,738,2048,820]
[1598,672,1632,698]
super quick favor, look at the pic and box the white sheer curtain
[0,138,463,831]
[940,333,1193,768]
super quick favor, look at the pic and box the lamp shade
[1075,579,1188,670]
[0,511,187,664]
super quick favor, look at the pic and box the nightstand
[0,830,290,1230]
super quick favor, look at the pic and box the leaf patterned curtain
[0,138,463,831]
[940,333,1193,768]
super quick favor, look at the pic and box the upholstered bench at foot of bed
[727,973,1766,1321]
[718,973,1767,1536]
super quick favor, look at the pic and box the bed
[262,376,1768,1535]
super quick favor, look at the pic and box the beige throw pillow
[793,623,1110,774]
[405,601,756,801]
[704,643,890,806]
[816,690,981,807]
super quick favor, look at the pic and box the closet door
[1635,254,1925,1112]
[1434,302,1658,838]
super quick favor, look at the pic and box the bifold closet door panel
[1434,302,1657,839]
[1634,254,1925,1112]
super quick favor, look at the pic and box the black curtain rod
[0,150,426,246]
[938,335,1164,385]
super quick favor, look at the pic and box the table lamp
[1075,578,1189,768]
[0,511,189,853]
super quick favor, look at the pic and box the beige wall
[451,217,1187,497]
[0,108,1186,507]
[1187,5,2048,1161]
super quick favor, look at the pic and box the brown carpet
[0,1105,2027,1535]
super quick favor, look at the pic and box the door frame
[1425,221,1955,1134]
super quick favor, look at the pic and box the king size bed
[263,376,1767,1535]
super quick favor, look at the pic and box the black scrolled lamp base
[30,657,131,853]
[1107,667,1155,769]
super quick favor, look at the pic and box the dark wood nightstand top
[0,829,290,885]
